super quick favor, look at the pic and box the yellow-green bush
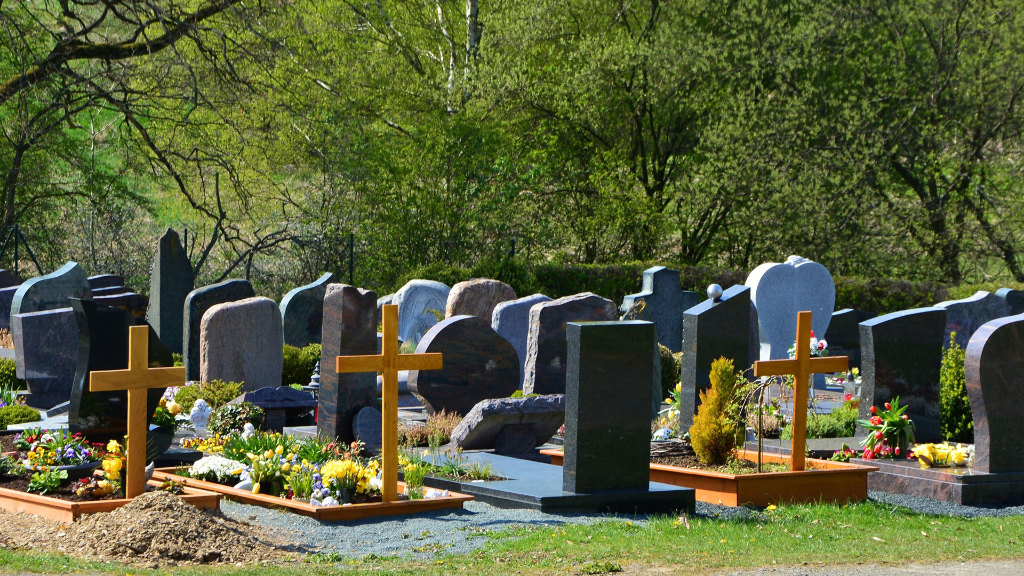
[282,343,321,387]
[689,357,739,466]
[174,379,243,412]
[0,404,40,429]
[940,333,973,443]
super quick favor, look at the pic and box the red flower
[895,447,901,455]
[884,402,892,410]
[870,416,882,426]
[874,431,883,440]
[844,394,853,402]
[870,406,877,414]
[863,449,874,459]
[902,414,908,420]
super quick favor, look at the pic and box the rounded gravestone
[408,315,519,416]
[445,278,516,319]
[200,296,283,392]
[392,279,450,344]
[280,272,337,347]
[745,255,834,361]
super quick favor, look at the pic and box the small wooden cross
[90,325,185,498]
[336,304,442,502]
[754,311,848,471]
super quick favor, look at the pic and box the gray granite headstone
[87,275,124,290]
[280,272,337,347]
[317,284,378,442]
[523,293,618,396]
[679,285,757,430]
[745,255,834,360]
[965,313,1024,473]
[392,279,450,344]
[0,270,22,289]
[408,315,519,416]
[449,395,565,452]
[182,279,255,380]
[824,308,875,370]
[492,294,552,389]
[11,308,77,409]
[0,286,20,330]
[10,261,91,320]
[376,293,393,317]
[146,228,194,356]
[935,291,1012,349]
[200,296,283,392]
[445,278,516,319]
[563,321,654,493]
[996,288,1024,316]
[858,307,946,442]
[620,266,697,353]
[353,406,383,453]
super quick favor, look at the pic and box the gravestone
[858,307,946,442]
[10,261,91,319]
[392,279,450,344]
[11,308,77,409]
[408,315,519,416]
[824,308,875,370]
[523,293,617,396]
[182,279,255,381]
[200,297,283,392]
[0,286,20,330]
[965,313,1024,473]
[353,406,383,453]
[563,321,653,493]
[450,395,565,454]
[90,286,128,296]
[88,275,124,290]
[146,228,194,355]
[996,288,1024,316]
[228,386,316,432]
[679,285,757,430]
[492,294,552,389]
[620,266,697,353]
[0,270,22,289]
[280,272,337,347]
[745,255,834,360]
[935,291,1011,349]
[317,284,378,442]
[445,278,516,319]
[376,294,393,316]
[94,292,148,319]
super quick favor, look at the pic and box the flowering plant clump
[247,444,297,496]
[181,434,227,454]
[827,367,861,389]
[654,382,683,436]
[788,330,828,358]
[13,427,43,451]
[152,396,184,433]
[911,442,973,469]
[312,458,381,505]
[189,455,247,483]
[858,397,915,459]
[830,443,859,462]
[24,430,103,470]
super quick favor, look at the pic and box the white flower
[190,455,247,482]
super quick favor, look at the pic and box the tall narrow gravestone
[317,284,378,442]
[858,307,946,442]
[492,294,552,389]
[745,256,834,361]
[965,313,1024,473]
[147,229,193,355]
[563,321,654,493]
[679,285,756,430]
[934,291,1011,349]
[280,272,336,347]
[200,297,283,391]
[182,279,255,381]
[620,266,697,353]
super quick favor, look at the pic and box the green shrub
[174,379,243,412]
[0,357,26,390]
[208,402,266,435]
[689,357,738,466]
[833,276,949,315]
[0,404,40,429]
[658,344,682,401]
[282,343,321,387]
[781,403,857,440]
[940,333,973,443]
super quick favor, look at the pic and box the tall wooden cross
[754,311,848,471]
[90,325,186,498]
[336,304,442,502]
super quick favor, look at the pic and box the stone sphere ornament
[707,284,724,302]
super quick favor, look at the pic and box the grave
[679,285,757,429]
[87,274,124,290]
[317,284,378,442]
[746,256,834,361]
[146,228,194,355]
[449,395,565,456]
[522,293,617,395]
[996,288,1024,315]
[200,296,283,391]
[445,278,516,319]
[10,261,91,319]
[280,272,336,347]
[392,279,450,344]
[855,312,1024,505]
[408,315,519,416]
[228,386,316,432]
[858,307,946,442]
[620,266,697,352]
[934,290,1011,349]
[492,293,552,389]
[11,307,77,409]
[182,279,255,381]
[824,308,875,370]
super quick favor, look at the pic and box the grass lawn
[0,500,1022,575]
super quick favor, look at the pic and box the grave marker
[11,308,77,408]
[317,284,378,442]
[523,293,617,395]
[10,261,91,318]
[620,266,697,353]
[182,279,255,381]
[200,297,283,391]
[996,288,1024,316]
[965,313,1024,473]
[746,256,834,361]
[0,286,19,330]
[280,272,336,347]
[445,278,516,319]
[0,269,22,289]
[935,291,1011,349]
[88,274,124,290]
[392,279,450,344]
[824,308,875,370]
[146,229,194,355]
[492,294,552,389]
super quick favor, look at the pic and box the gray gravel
[218,490,1024,561]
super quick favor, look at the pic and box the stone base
[852,458,1024,506]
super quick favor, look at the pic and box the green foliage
[658,345,682,402]
[221,431,297,464]
[282,343,321,387]
[0,454,23,476]
[781,403,857,440]
[174,380,242,412]
[0,358,25,391]
[171,353,184,367]
[27,469,67,495]
[689,357,739,466]
[207,402,266,436]
[833,277,949,315]
[940,334,973,443]
[0,404,40,429]
[510,390,540,398]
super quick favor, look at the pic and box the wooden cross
[754,311,848,471]
[90,325,185,498]
[336,304,442,502]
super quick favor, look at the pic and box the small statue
[241,422,256,439]
[189,398,213,433]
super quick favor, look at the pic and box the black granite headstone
[996,288,1024,316]
[824,308,875,370]
[0,285,20,330]
[679,285,756,430]
[0,270,22,289]
[563,321,653,493]
[965,313,1024,473]
[858,307,946,442]
[91,286,128,296]
[317,284,378,442]
[94,292,148,319]
[147,229,194,356]
[11,308,77,409]
[229,386,316,433]
[280,272,336,347]
[619,266,697,353]
[10,261,91,318]
[87,275,124,290]
[182,279,254,381]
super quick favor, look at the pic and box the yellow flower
[275,445,284,455]
[107,440,122,454]
[167,401,182,415]
[766,504,777,512]
[252,482,261,494]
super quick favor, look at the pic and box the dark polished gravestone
[182,279,255,381]
[317,284,378,443]
[679,285,757,430]
[228,386,315,432]
[449,395,565,455]
[857,307,946,442]
[90,286,128,296]
[280,272,336,347]
[492,293,552,389]
[935,291,1011,349]
[147,228,194,356]
[10,261,91,319]
[352,405,383,453]
[94,292,148,319]
[854,313,1024,506]
[620,266,698,353]
[522,293,617,396]
[11,308,78,409]
[408,315,519,416]
[0,269,22,289]
[996,288,1024,316]
[0,285,20,330]
[87,275,124,290]
[824,308,875,371]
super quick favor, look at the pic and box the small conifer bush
[688,357,739,466]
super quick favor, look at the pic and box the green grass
[0,500,1022,575]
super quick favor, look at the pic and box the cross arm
[89,367,185,392]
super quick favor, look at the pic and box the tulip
[870,406,877,414]
[885,402,892,410]
[275,445,284,455]
[874,431,883,440]
[902,415,908,420]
